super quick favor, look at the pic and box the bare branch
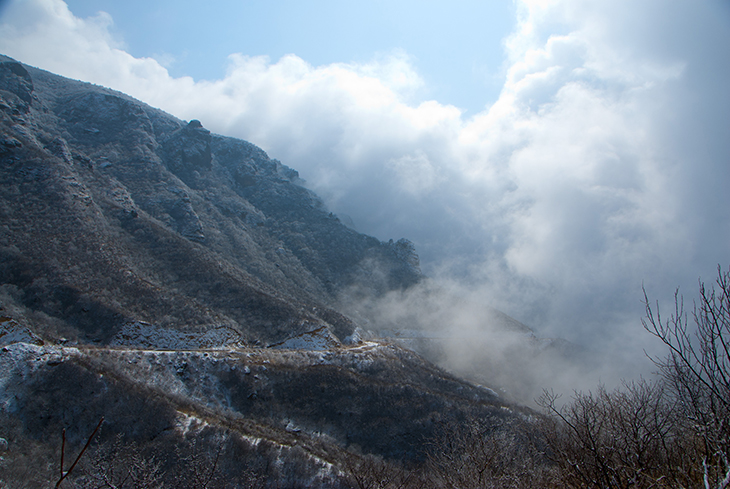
[55,416,104,488]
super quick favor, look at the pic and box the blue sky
[62,0,515,114]
[1,0,730,371]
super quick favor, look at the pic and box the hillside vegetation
[1,55,728,488]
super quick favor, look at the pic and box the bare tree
[168,434,228,489]
[55,417,105,488]
[643,265,730,489]
[426,419,550,489]
[74,434,163,489]
[537,380,693,488]
[342,453,416,489]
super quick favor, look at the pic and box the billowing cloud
[2,0,729,384]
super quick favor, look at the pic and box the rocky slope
[0,338,535,487]
[0,54,420,347]
[0,55,542,487]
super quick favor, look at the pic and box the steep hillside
[0,54,420,346]
[0,338,537,487]
[0,55,545,487]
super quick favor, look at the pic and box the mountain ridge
[0,54,545,487]
[0,54,421,347]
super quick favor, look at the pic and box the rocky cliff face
[0,54,420,347]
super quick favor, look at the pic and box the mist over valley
[1,0,729,486]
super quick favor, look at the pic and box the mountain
[0,55,540,487]
[0,54,421,347]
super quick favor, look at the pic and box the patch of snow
[176,411,208,436]
[270,326,341,351]
[0,343,80,411]
[0,317,44,346]
[346,341,379,352]
[477,384,499,398]
[110,321,245,350]
[239,434,263,447]
[343,327,364,345]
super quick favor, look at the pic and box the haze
[1,0,729,382]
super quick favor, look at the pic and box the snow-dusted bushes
[537,380,695,488]
[426,417,551,489]
[534,266,730,489]
[643,265,730,489]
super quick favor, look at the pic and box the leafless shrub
[426,418,551,488]
[72,434,163,489]
[0,416,55,489]
[643,265,730,489]
[530,266,730,488]
[342,453,417,489]
[169,434,226,489]
[56,417,104,488]
[537,380,694,488]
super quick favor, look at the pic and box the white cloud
[388,152,440,196]
[1,0,729,363]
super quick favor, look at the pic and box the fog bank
[2,0,728,394]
